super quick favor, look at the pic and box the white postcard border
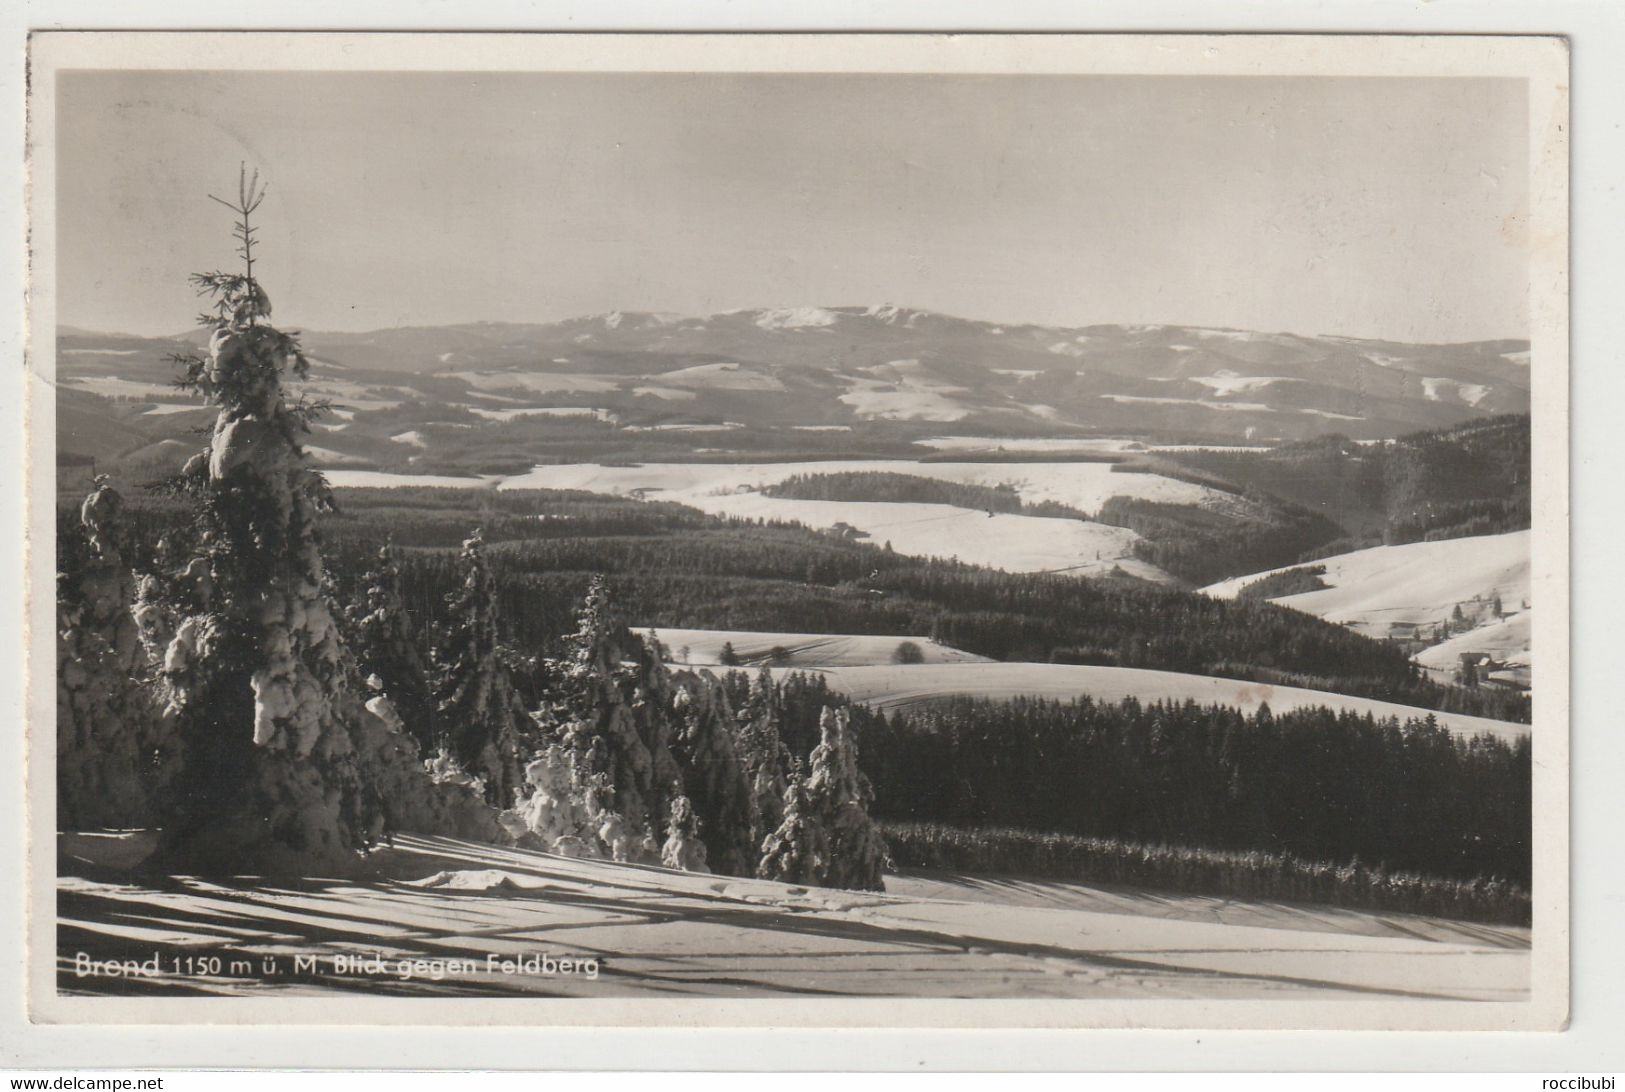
[17,28,1572,1046]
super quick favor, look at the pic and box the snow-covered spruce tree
[564,573,624,680]
[587,772,656,863]
[504,709,662,863]
[734,667,793,846]
[668,671,758,875]
[758,707,888,891]
[431,530,528,807]
[543,575,681,850]
[151,170,495,872]
[57,478,170,828]
[347,543,436,753]
[805,707,889,890]
[500,742,607,858]
[661,793,709,873]
[756,760,827,885]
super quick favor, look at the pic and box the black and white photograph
[25,32,1569,1030]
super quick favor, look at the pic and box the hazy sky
[55,71,1529,341]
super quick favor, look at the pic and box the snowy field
[495,459,1223,511]
[328,459,1227,578]
[57,833,1527,1001]
[468,406,612,422]
[1202,531,1531,639]
[838,359,975,422]
[917,437,1143,454]
[770,662,1528,742]
[305,446,373,466]
[678,494,1154,577]
[62,376,196,402]
[658,361,786,392]
[494,459,1221,577]
[1146,444,1279,453]
[328,471,500,489]
[141,403,211,416]
[634,628,991,668]
[451,370,622,394]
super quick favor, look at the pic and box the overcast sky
[55,71,1529,342]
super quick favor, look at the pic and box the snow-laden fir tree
[565,574,625,680]
[500,742,607,858]
[347,543,436,752]
[504,718,660,863]
[758,706,888,891]
[668,672,758,875]
[804,705,889,891]
[543,575,682,850]
[661,792,709,873]
[150,169,496,871]
[734,667,793,846]
[756,760,827,885]
[352,685,502,847]
[149,170,372,870]
[587,773,657,863]
[57,478,171,828]
[431,530,528,807]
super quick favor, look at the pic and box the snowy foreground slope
[58,834,1527,1001]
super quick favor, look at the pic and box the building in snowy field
[1458,652,1532,691]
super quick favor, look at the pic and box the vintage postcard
[25,31,1569,1031]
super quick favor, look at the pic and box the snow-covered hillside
[1201,531,1531,640]
[771,662,1528,742]
[57,833,1527,1001]
[634,628,991,668]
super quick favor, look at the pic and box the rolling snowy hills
[629,625,1527,741]
[766,662,1527,742]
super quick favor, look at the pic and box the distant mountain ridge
[55,306,1530,470]
[296,305,1531,433]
